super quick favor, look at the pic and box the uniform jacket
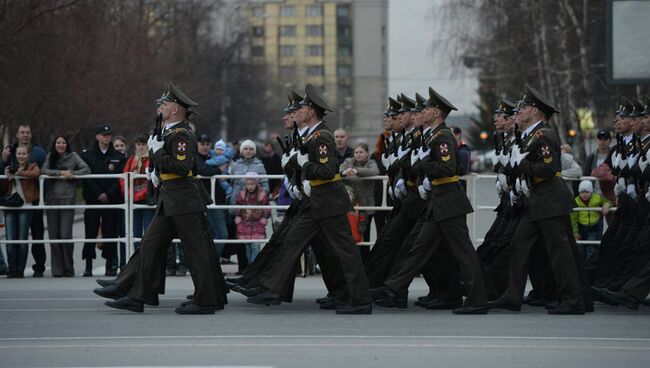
[234,184,270,240]
[119,154,150,204]
[518,122,574,221]
[154,121,212,216]
[1,162,41,203]
[41,152,91,203]
[416,122,473,222]
[81,142,126,204]
[302,121,353,219]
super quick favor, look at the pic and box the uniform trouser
[502,214,584,308]
[30,209,45,273]
[385,215,487,306]
[365,205,422,288]
[46,208,75,276]
[623,258,650,300]
[128,210,227,306]
[263,209,370,305]
[82,208,120,261]
[115,248,166,296]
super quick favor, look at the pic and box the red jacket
[234,184,270,240]
[120,154,151,203]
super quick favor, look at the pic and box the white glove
[619,154,629,170]
[147,135,164,154]
[292,185,304,200]
[496,173,508,195]
[496,180,504,196]
[418,145,430,160]
[626,184,637,198]
[281,149,297,168]
[287,184,297,199]
[388,186,395,201]
[145,166,153,181]
[381,154,390,169]
[388,152,398,166]
[301,180,311,197]
[509,191,518,206]
[150,169,160,187]
[423,177,432,191]
[418,185,428,200]
[614,180,626,196]
[515,177,523,194]
[498,150,510,167]
[297,151,309,167]
[410,149,420,166]
[627,154,638,169]
[639,154,649,173]
[611,152,621,170]
[510,145,529,166]
[397,146,411,160]
[396,179,407,195]
[394,186,405,200]
[520,178,530,197]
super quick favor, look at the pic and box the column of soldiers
[92,81,650,315]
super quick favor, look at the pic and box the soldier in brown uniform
[104,81,227,314]
[488,85,585,314]
[249,84,372,314]
[372,87,489,315]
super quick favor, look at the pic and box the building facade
[246,0,387,142]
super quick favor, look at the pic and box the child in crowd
[205,139,234,200]
[234,173,270,263]
[571,180,610,272]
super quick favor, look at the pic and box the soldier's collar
[623,133,633,143]
[164,120,184,131]
[522,120,543,138]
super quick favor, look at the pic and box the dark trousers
[82,208,120,261]
[115,248,166,296]
[263,209,370,305]
[129,210,227,306]
[502,214,584,308]
[384,215,487,306]
[30,209,45,273]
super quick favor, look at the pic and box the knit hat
[244,171,259,184]
[240,139,257,155]
[214,139,226,151]
[578,180,593,193]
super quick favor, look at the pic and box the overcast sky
[388,0,478,115]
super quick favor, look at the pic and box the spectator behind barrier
[41,136,91,277]
[234,172,270,263]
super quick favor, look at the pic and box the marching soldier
[104,81,227,314]
[488,85,585,314]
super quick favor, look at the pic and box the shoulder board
[534,130,544,139]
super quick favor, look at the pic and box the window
[279,66,296,77]
[307,65,324,76]
[252,6,264,17]
[251,46,264,57]
[306,4,323,16]
[306,25,323,37]
[306,45,324,56]
[337,64,351,77]
[338,25,351,37]
[252,26,264,37]
[338,45,351,57]
[337,5,350,18]
[279,25,296,36]
[279,45,295,57]
[279,5,295,17]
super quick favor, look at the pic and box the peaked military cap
[628,97,645,118]
[424,87,458,115]
[300,83,333,114]
[516,84,559,118]
[156,81,199,109]
[411,93,426,112]
[642,97,650,116]
[494,98,517,116]
[384,97,401,116]
[284,90,304,112]
[398,93,416,113]
[616,96,633,117]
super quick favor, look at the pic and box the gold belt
[310,173,341,187]
[406,180,417,188]
[533,171,561,184]
[431,176,460,186]
[160,170,194,181]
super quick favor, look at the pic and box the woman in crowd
[41,136,90,277]
[2,146,41,278]
[229,139,269,199]
[119,135,153,251]
[340,143,380,261]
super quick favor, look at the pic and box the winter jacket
[234,184,270,240]
[119,154,151,204]
[229,157,269,201]
[41,152,91,202]
[570,192,610,235]
[1,162,41,203]
[339,157,380,213]
[80,142,126,204]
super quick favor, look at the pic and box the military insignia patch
[319,144,328,157]
[313,131,321,138]
[177,140,187,153]
[539,144,552,163]
[534,130,544,139]
[108,163,115,172]
[439,142,451,161]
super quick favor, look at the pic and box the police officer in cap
[104,81,227,314]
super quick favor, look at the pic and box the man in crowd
[334,128,354,165]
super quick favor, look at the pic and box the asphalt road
[1,276,649,368]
